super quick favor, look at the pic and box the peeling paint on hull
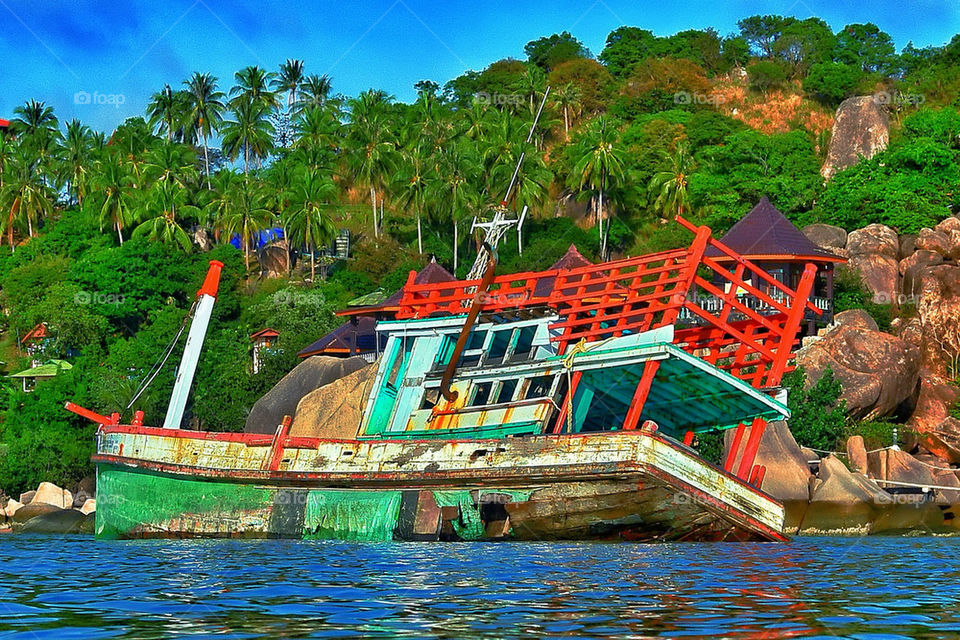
[94,427,786,542]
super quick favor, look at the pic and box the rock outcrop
[244,356,370,434]
[846,224,900,305]
[802,223,847,252]
[257,240,291,279]
[821,96,890,179]
[290,362,377,438]
[796,318,920,420]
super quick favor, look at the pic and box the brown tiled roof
[340,258,456,317]
[297,316,384,358]
[705,197,844,262]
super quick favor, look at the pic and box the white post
[162,260,224,430]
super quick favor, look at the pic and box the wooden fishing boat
[69,213,820,542]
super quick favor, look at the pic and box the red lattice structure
[395,217,820,397]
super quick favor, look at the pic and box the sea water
[0,534,956,638]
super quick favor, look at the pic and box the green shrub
[783,366,847,452]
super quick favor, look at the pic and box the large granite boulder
[833,309,878,332]
[245,356,370,434]
[915,228,952,258]
[846,224,901,305]
[290,362,377,438]
[802,223,847,252]
[33,482,70,509]
[19,510,94,534]
[907,377,960,463]
[846,435,868,474]
[801,455,890,534]
[723,420,812,531]
[900,250,943,299]
[821,96,890,179]
[796,321,921,420]
[257,240,291,279]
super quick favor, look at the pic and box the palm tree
[648,141,694,220]
[230,65,279,110]
[11,99,59,138]
[294,105,341,152]
[93,157,134,244]
[552,83,582,138]
[568,116,628,259]
[142,140,198,188]
[133,180,198,251]
[215,177,274,273]
[0,147,55,247]
[346,90,395,238]
[183,72,226,183]
[482,111,552,213]
[428,144,482,272]
[61,119,92,204]
[298,74,333,113]
[393,137,431,254]
[275,59,305,110]
[221,97,275,174]
[284,169,337,281]
[518,66,546,114]
[147,85,183,142]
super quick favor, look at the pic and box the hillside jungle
[1,16,959,493]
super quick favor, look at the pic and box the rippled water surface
[1,535,958,638]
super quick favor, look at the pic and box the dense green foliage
[782,367,848,452]
[2,15,960,494]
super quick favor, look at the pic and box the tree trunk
[202,130,211,188]
[453,218,458,273]
[370,187,378,238]
[563,106,569,137]
[596,195,603,258]
[310,247,316,282]
[244,144,249,175]
[8,198,18,252]
[417,213,423,254]
[116,220,124,245]
[243,231,250,273]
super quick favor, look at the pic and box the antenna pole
[501,85,550,207]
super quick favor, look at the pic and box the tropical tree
[428,144,482,272]
[221,97,275,173]
[568,116,628,259]
[0,147,56,246]
[230,65,279,110]
[284,169,337,281]
[648,141,695,219]
[552,82,582,137]
[275,59,305,110]
[61,119,93,204]
[298,74,334,112]
[142,140,198,189]
[92,156,134,244]
[133,180,198,251]
[10,99,59,139]
[393,135,431,254]
[147,85,185,142]
[346,90,395,238]
[183,72,226,182]
[215,177,275,273]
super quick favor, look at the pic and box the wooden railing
[394,217,821,389]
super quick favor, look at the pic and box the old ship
[67,210,822,542]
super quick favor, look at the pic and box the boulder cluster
[729,421,960,535]
[1,480,95,534]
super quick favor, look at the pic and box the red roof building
[251,328,280,374]
[0,119,10,130]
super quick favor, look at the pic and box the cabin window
[458,330,487,368]
[419,387,440,410]
[524,375,554,399]
[495,379,518,403]
[386,339,412,388]
[511,325,537,361]
[467,330,487,350]
[486,330,511,364]
[471,381,493,406]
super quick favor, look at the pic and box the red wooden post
[622,360,660,431]
[132,411,144,427]
[736,417,767,480]
[724,422,746,472]
[767,263,817,386]
[266,415,293,472]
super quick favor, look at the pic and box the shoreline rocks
[3,481,96,534]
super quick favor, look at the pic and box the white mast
[162,260,224,430]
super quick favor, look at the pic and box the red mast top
[198,261,225,298]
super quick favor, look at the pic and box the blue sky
[1,0,958,132]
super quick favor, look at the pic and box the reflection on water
[0,535,957,638]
